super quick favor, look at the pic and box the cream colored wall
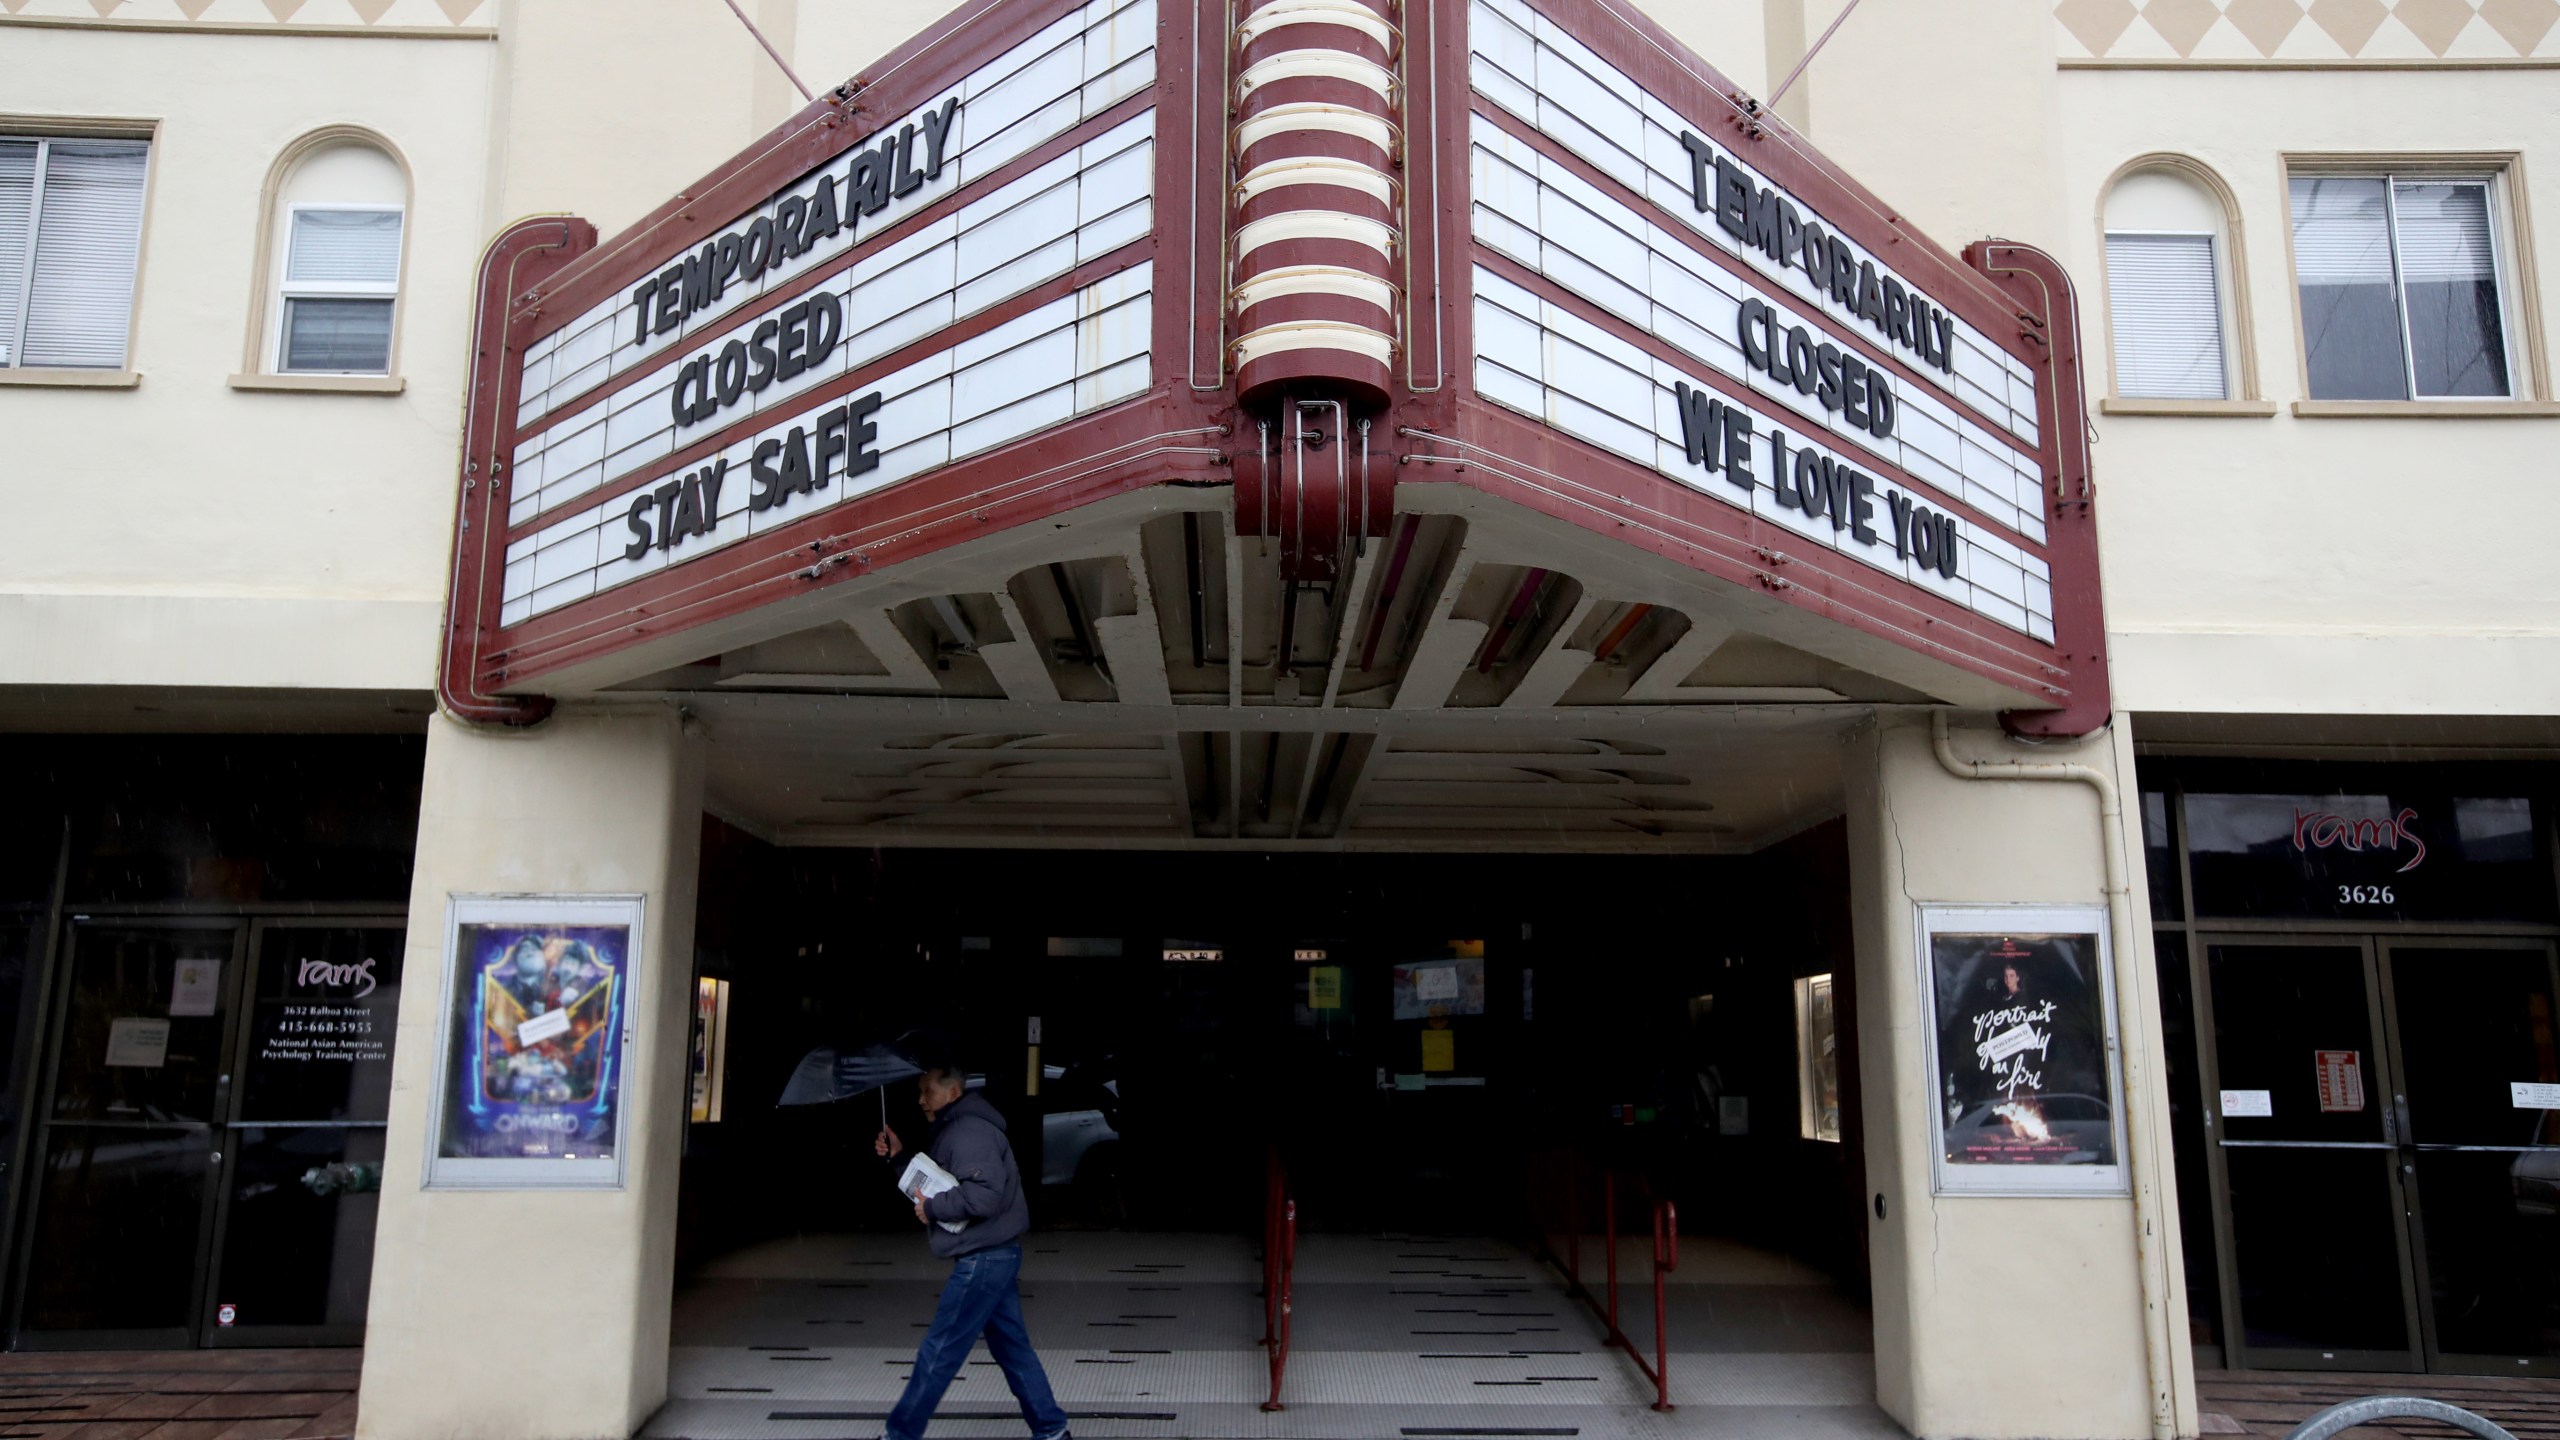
[1845,715,2193,1440]
[0,28,492,692]
[481,2,758,235]
[1788,0,2067,251]
[2052,65,2560,717]
[358,705,704,1440]
[478,0,924,249]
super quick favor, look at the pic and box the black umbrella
[777,1041,923,1128]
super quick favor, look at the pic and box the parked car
[1038,1062,1121,1189]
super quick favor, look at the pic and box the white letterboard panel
[506,111,1155,530]
[511,0,1156,438]
[1466,0,2040,452]
[1470,116,2045,545]
[499,262,1155,627]
[1474,265,2054,643]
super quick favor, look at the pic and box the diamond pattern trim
[2058,0,2560,55]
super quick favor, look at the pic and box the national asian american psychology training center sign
[437,0,2108,734]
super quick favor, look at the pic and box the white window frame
[269,200,404,376]
[2289,167,2522,403]
[1,131,153,372]
[2103,224,2232,401]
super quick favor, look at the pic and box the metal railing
[1528,1149,1679,1412]
[1259,1147,1297,1412]
[2286,1398,2519,1440]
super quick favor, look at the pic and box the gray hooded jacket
[919,1091,1030,1259]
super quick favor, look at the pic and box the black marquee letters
[1680,129,1957,377]
[1667,375,1960,584]
[670,291,847,429]
[1672,381,1757,493]
[623,458,729,561]
[620,390,884,563]
[628,97,962,348]
[1736,298,1897,441]
[746,391,884,514]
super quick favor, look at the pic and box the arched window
[2101,159,2250,403]
[255,132,407,378]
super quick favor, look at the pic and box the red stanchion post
[1260,1152,1278,1348]
[1565,1153,1581,1295]
[1263,1197,1295,1412]
[1651,1199,1677,1412]
[1603,1170,1621,1346]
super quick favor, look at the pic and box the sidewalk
[0,1348,357,1440]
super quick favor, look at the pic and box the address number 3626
[2337,885,2397,905]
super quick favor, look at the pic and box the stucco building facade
[2,2,2556,1437]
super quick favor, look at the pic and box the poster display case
[423,895,643,1189]
[1918,904,2126,1196]
[1795,973,1841,1143]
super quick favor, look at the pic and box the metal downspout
[1929,710,2181,1440]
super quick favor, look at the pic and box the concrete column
[358,706,705,1440]
[1845,714,2196,1440]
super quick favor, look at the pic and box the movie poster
[429,897,642,1186]
[1921,907,2124,1195]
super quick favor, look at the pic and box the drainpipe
[1929,710,2180,1440]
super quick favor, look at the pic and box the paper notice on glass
[106,1018,172,1068]
[2316,1050,2365,1113]
[897,1153,968,1233]
[1421,1029,1455,1072]
[517,1007,572,1047]
[1415,966,1460,1002]
[2511,1082,2560,1109]
[1308,966,1343,1010]
[170,959,222,1018]
[2220,1089,2273,1117]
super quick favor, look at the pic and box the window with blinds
[276,206,402,374]
[0,135,151,371]
[2290,172,2512,400]
[2106,231,2227,400]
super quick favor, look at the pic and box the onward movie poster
[438,923,627,1162]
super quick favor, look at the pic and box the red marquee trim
[439,215,595,725]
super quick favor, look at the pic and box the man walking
[875,1051,1070,1440]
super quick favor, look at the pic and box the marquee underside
[527,477,2046,851]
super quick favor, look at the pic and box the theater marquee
[440,0,2107,734]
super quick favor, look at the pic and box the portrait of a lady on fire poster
[1920,905,2125,1196]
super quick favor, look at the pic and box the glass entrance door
[2203,934,2560,1375]
[2383,938,2560,1372]
[11,917,402,1348]
[15,920,244,1346]
[2203,936,2422,1370]
[204,921,402,1346]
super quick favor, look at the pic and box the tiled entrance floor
[0,1347,358,1440]
[649,1230,1894,1440]
[2197,1368,2560,1440]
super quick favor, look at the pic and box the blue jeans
[886,1242,1068,1440]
